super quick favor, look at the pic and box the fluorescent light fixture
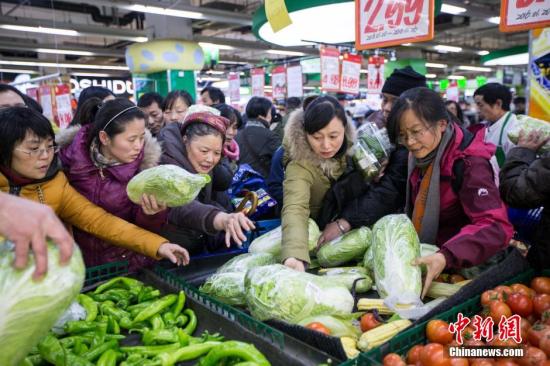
[266,49,305,56]
[458,65,492,72]
[441,3,467,14]
[218,60,248,65]
[448,75,466,80]
[198,42,234,51]
[434,45,463,53]
[303,86,317,90]
[488,17,501,24]
[0,68,38,74]
[206,70,225,75]
[0,24,79,36]
[425,74,437,78]
[484,53,528,66]
[36,48,94,56]
[0,60,128,70]
[425,62,448,68]
[198,76,221,82]
[402,43,412,46]
[360,69,368,74]
[478,50,490,56]
[71,72,118,77]
[212,80,229,88]
[133,37,149,43]
[125,5,203,19]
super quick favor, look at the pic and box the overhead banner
[54,84,73,129]
[340,53,362,95]
[251,68,265,97]
[320,47,341,92]
[228,72,240,103]
[367,55,385,94]
[39,85,54,122]
[355,0,434,50]
[529,27,550,121]
[271,65,287,100]
[500,0,550,33]
[286,65,303,97]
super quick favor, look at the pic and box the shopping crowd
[0,67,548,296]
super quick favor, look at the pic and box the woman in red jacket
[387,87,513,297]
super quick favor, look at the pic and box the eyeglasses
[16,146,60,158]
[398,126,432,145]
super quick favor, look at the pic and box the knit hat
[381,66,426,97]
[180,111,229,136]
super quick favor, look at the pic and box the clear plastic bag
[508,115,550,154]
[352,123,395,182]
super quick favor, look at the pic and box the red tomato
[305,322,331,335]
[540,333,550,358]
[534,294,550,318]
[521,318,532,344]
[511,284,535,299]
[427,320,454,345]
[531,277,550,295]
[383,353,406,366]
[361,312,382,332]
[517,346,547,366]
[420,343,452,366]
[489,301,513,323]
[406,344,423,364]
[507,293,534,318]
[527,322,550,347]
[483,290,504,306]
[495,361,519,366]
[495,286,514,300]
[450,358,469,366]
[543,311,550,326]
[471,361,495,366]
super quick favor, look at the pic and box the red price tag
[499,0,550,32]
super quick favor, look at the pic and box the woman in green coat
[282,96,355,271]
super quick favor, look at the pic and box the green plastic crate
[361,268,548,365]
[84,260,129,287]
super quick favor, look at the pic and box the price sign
[500,0,550,32]
[228,72,240,102]
[320,47,341,91]
[355,0,434,50]
[287,65,303,97]
[271,66,287,100]
[251,68,265,97]
[367,55,385,94]
[39,85,54,121]
[340,53,362,95]
[54,84,73,129]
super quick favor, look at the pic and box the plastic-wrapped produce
[352,123,394,182]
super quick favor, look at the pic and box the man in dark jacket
[500,130,550,270]
[236,97,280,178]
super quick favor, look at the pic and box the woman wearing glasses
[386,87,513,298]
[0,106,189,269]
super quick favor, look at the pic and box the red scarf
[0,166,36,186]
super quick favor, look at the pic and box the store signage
[355,0,434,50]
[367,55,385,94]
[286,65,303,97]
[54,84,73,129]
[340,53,362,95]
[500,0,550,32]
[529,27,550,121]
[70,77,134,96]
[446,81,460,102]
[320,47,341,92]
[265,0,292,33]
[39,85,54,121]
[228,72,241,102]
[301,58,321,74]
[271,65,287,100]
[251,68,265,97]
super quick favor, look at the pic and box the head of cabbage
[216,253,276,274]
[200,272,246,306]
[0,239,85,366]
[127,164,211,207]
[316,226,372,267]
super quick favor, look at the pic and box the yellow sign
[265,0,292,33]
[529,28,550,121]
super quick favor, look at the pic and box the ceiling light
[360,69,368,74]
[448,75,466,80]
[218,60,248,65]
[124,5,203,19]
[426,62,448,68]
[36,48,95,56]
[488,17,501,24]
[303,86,317,90]
[484,53,528,66]
[0,68,38,74]
[133,37,149,43]
[198,76,222,82]
[478,50,490,56]
[425,74,437,78]
[434,45,463,53]
[0,60,128,70]
[198,42,234,51]
[71,72,118,77]
[402,43,412,46]
[266,49,305,56]
[207,70,225,75]
[0,25,79,36]
[458,65,492,72]
[212,80,229,88]
[441,3,467,14]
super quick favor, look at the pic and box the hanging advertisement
[286,65,303,97]
[355,0,434,50]
[320,47,341,92]
[529,27,550,121]
[228,72,240,103]
[39,85,54,121]
[340,53,362,95]
[367,55,385,94]
[271,65,287,100]
[251,68,265,97]
[26,87,39,102]
[446,81,460,102]
[500,0,550,33]
[54,84,73,129]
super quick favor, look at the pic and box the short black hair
[286,97,302,110]
[0,106,55,167]
[513,96,526,104]
[163,90,194,112]
[200,86,225,104]
[474,83,512,111]
[138,92,163,109]
[77,86,114,105]
[304,95,348,157]
[213,103,237,126]
[245,96,272,119]
[303,95,319,110]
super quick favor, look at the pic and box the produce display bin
[84,260,129,287]
[360,268,550,366]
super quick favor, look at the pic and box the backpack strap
[451,126,475,194]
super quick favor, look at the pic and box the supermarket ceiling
[0,0,528,76]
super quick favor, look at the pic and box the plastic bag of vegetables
[372,215,422,307]
[317,226,372,267]
[127,164,211,207]
[317,267,373,293]
[244,264,354,323]
[508,114,550,154]
[200,272,247,306]
[0,239,85,366]
[216,253,276,274]
[352,123,394,182]
[247,219,320,260]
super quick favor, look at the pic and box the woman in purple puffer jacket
[57,97,168,271]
